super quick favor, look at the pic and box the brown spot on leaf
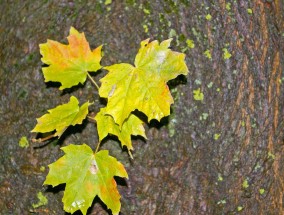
[89,160,98,175]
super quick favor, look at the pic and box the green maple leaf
[40,27,102,90]
[44,144,128,215]
[99,38,188,126]
[32,96,91,137]
[95,108,146,154]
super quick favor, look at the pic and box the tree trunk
[0,1,283,214]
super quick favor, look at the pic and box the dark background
[0,1,283,214]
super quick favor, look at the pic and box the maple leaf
[44,144,128,215]
[99,39,188,126]
[40,27,102,90]
[95,108,146,154]
[32,96,91,137]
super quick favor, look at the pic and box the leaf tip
[128,150,133,159]
[140,38,150,47]
[69,26,79,35]
[94,44,103,51]
[160,38,173,47]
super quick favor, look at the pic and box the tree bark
[0,1,283,214]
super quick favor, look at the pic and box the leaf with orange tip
[40,27,102,90]
[44,144,128,215]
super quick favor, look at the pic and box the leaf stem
[87,72,100,90]
[95,142,101,153]
[87,116,95,121]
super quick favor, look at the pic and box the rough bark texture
[0,1,283,214]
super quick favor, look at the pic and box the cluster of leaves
[32,27,188,215]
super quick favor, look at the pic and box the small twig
[87,72,100,90]
[32,134,55,143]
[85,73,101,153]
